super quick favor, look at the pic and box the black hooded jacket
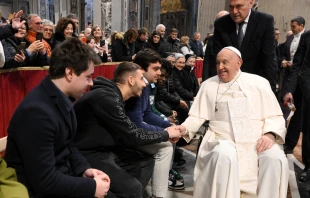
[73,76,169,153]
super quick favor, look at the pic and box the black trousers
[83,149,154,198]
[285,86,303,150]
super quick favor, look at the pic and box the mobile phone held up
[100,40,105,47]
[17,42,26,55]
[36,32,43,41]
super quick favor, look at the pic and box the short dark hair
[114,62,141,84]
[138,27,149,37]
[49,37,101,79]
[133,48,162,71]
[274,28,279,31]
[160,59,173,75]
[66,13,78,20]
[291,16,305,26]
[170,28,179,34]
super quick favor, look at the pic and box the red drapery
[0,61,203,138]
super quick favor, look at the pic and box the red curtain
[0,64,119,138]
[0,71,25,137]
[195,59,203,79]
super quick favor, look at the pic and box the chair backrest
[0,136,7,153]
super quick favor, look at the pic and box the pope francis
[178,46,289,198]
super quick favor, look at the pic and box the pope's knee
[259,144,287,167]
[211,142,238,164]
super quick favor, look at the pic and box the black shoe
[299,167,310,182]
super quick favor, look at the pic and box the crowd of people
[1,0,310,197]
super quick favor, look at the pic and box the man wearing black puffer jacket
[74,62,182,198]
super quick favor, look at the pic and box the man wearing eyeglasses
[26,14,52,57]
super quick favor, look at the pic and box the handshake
[165,125,186,143]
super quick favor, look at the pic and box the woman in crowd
[183,54,199,97]
[173,53,195,103]
[52,17,75,48]
[179,36,194,56]
[91,25,107,54]
[2,18,48,68]
[144,31,162,55]
[42,19,54,48]
[111,28,138,61]
[86,35,107,62]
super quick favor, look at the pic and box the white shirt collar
[143,77,149,85]
[295,29,305,37]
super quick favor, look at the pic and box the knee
[211,145,238,164]
[260,145,287,166]
[156,142,173,157]
[120,178,143,197]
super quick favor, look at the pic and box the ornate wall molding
[71,0,78,14]
[39,0,48,19]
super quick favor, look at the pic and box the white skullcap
[223,46,242,59]
[174,53,185,60]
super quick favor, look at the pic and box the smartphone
[36,32,43,41]
[100,40,105,47]
[17,42,26,54]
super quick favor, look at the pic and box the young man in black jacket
[5,38,110,198]
[74,62,182,198]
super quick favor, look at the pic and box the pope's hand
[166,126,181,139]
[175,125,186,136]
[256,134,275,153]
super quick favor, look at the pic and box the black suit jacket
[5,76,96,198]
[285,31,310,94]
[212,10,277,92]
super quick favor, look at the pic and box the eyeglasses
[43,28,53,32]
[35,22,43,25]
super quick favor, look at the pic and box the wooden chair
[0,136,7,153]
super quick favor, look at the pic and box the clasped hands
[166,125,186,143]
[256,133,276,154]
[83,168,110,198]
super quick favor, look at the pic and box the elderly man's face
[216,49,242,82]
[229,0,254,24]
[157,27,165,38]
[29,16,43,32]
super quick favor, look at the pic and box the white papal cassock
[182,71,289,198]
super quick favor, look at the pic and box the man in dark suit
[4,38,111,198]
[283,30,310,182]
[280,17,305,154]
[212,0,278,92]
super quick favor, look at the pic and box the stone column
[54,0,61,24]
[111,0,123,31]
[93,0,102,29]
[128,0,138,29]
[38,0,49,19]
[149,0,160,31]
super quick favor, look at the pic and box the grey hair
[156,24,166,31]
[27,14,40,24]
[66,13,78,19]
[42,19,54,27]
